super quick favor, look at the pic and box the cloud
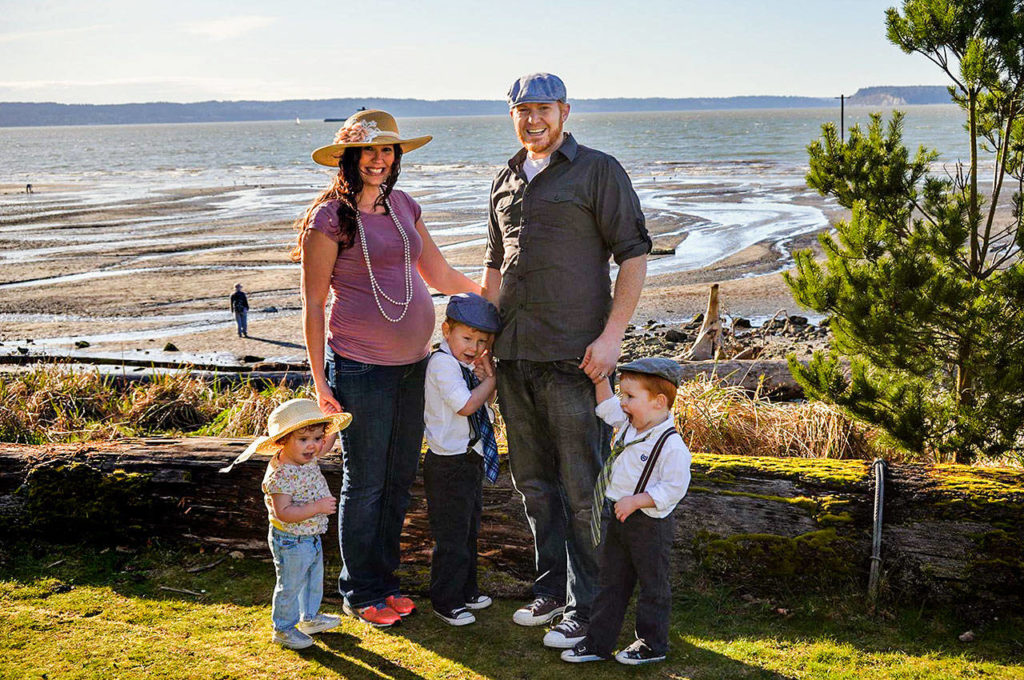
[183,16,275,41]
[0,24,110,44]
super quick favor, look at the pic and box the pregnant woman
[294,110,482,627]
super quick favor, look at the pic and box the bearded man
[482,72,650,649]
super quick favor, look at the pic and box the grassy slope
[2,543,1023,679]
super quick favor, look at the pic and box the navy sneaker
[615,640,666,665]
[560,640,608,663]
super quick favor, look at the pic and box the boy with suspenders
[562,358,692,665]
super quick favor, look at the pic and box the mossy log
[1,439,1020,612]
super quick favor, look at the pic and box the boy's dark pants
[586,500,674,657]
[423,449,483,613]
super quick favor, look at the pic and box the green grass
[2,543,1023,679]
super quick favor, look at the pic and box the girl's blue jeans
[328,351,428,608]
[269,527,324,632]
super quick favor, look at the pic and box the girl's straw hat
[219,398,352,473]
[312,109,432,167]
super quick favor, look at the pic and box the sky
[0,0,948,104]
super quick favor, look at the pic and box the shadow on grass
[306,632,428,680]
[3,540,1023,677]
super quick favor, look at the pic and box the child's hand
[614,495,642,522]
[472,350,494,381]
[314,495,338,515]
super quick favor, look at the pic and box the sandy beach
[0,179,840,367]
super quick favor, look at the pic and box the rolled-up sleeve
[595,395,628,429]
[484,177,504,271]
[645,437,691,512]
[593,158,651,265]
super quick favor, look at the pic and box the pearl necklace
[355,195,414,323]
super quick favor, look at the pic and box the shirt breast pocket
[534,190,588,228]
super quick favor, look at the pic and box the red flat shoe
[343,602,401,628]
[385,594,417,617]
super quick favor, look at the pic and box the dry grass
[2,364,891,462]
[206,380,316,438]
[676,374,884,460]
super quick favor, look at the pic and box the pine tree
[785,0,1024,462]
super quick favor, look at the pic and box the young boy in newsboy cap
[562,357,691,666]
[423,293,502,626]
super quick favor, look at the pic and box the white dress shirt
[595,396,692,518]
[423,340,492,456]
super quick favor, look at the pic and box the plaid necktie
[459,364,500,484]
[590,428,652,547]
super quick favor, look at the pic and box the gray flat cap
[506,73,567,107]
[619,357,684,387]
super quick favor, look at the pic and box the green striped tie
[590,429,652,547]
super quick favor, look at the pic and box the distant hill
[0,87,952,127]
[847,85,951,106]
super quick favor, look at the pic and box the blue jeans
[268,527,324,632]
[234,310,248,336]
[497,359,612,622]
[329,351,428,608]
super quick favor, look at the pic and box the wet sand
[0,182,840,365]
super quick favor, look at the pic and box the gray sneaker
[512,596,565,626]
[272,627,314,650]
[296,613,341,635]
[543,618,588,648]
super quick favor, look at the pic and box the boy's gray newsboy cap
[619,357,684,387]
[506,73,567,107]
[446,293,501,334]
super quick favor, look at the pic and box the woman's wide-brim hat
[312,109,432,167]
[218,398,352,473]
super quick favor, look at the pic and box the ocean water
[0,105,972,277]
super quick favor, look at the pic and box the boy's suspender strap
[633,428,678,495]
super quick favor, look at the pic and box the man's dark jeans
[329,352,428,608]
[586,500,674,657]
[423,449,482,614]
[497,359,611,622]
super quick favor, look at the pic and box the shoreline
[0,177,840,365]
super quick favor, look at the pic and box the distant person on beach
[294,110,483,628]
[230,283,249,338]
[482,73,650,648]
[25,183,32,193]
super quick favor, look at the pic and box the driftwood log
[684,283,723,361]
[2,438,1019,614]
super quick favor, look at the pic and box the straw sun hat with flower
[219,398,352,473]
[312,110,432,167]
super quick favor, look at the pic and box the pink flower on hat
[333,120,383,145]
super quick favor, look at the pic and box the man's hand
[579,332,622,381]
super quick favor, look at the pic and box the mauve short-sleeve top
[309,190,435,366]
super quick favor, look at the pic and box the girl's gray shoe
[296,613,341,635]
[272,628,314,650]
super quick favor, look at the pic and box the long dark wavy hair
[290,144,403,262]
